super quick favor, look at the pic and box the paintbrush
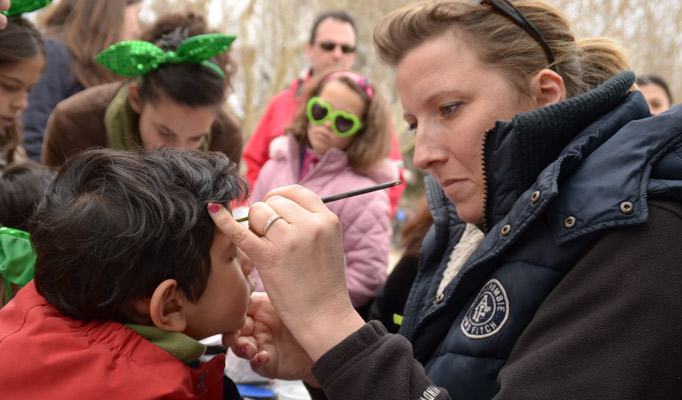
[234,180,402,223]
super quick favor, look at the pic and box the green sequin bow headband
[1,0,51,16]
[95,33,236,80]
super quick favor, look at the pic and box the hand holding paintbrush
[234,180,402,223]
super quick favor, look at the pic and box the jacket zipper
[481,126,496,235]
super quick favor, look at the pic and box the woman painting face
[395,32,547,224]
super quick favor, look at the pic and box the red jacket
[242,73,406,214]
[0,281,227,399]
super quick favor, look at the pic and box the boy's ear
[530,68,566,108]
[146,279,188,333]
[128,82,142,114]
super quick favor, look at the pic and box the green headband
[95,33,236,80]
[1,0,51,16]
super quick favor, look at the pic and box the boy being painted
[0,148,253,399]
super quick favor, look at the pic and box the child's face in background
[0,55,44,130]
[306,79,364,157]
[132,92,217,151]
[182,229,255,341]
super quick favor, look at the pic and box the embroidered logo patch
[461,279,509,339]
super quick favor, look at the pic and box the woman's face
[121,2,142,41]
[0,55,45,130]
[130,88,217,150]
[395,32,535,224]
[639,83,671,116]
[306,79,364,157]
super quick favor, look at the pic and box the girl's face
[306,79,365,157]
[639,83,671,115]
[395,32,536,224]
[0,55,45,129]
[121,2,142,41]
[129,86,217,150]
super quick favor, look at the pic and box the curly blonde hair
[286,69,391,171]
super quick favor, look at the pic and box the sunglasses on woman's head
[480,0,555,67]
[306,97,364,138]
[317,41,356,54]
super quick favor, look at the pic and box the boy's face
[182,229,255,341]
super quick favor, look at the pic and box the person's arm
[41,98,105,168]
[209,186,452,399]
[334,194,392,308]
[496,199,682,399]
[23,40,82,161]
[242,99,279,188]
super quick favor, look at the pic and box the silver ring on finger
[263,213,282,234]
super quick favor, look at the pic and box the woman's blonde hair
[374,0,631,98]
[286,70,391,171]
[40,0,142,88]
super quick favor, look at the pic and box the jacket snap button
[563,216,576,229]
[620,201,634,214]
[501,224,511,236]
[435,293,445,304]
[531,191,540,203]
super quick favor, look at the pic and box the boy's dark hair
[0,161,57,231]
[309,9,357,45]
[30,148,248,322]
[137,12,232,108]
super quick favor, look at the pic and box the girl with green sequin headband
[97,26,235,110]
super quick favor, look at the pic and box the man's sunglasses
[480,0,555,67]
[317,41,356,54]
[306,97,364,138]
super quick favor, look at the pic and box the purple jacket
[250,135,395,307]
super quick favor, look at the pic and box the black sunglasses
[317,41,356,54]
[480,0,555,67]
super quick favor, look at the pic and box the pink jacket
[242,72,406,215]
[250,135,395,307]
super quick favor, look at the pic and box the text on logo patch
[461,279,509,339]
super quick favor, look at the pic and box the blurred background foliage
[44,0,682,203]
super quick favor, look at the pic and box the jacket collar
[482,72,641,232]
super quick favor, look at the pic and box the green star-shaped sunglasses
[95,33,236,80]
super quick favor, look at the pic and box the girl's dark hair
[286,69,391,171]
[636,74,673,105]
[40,0,142,88]
[0,161,57,231]
[0,16,45,157]
[136,12,234,108]
[30,148,249,322]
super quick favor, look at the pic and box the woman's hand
[208,185,365,361]
[226,293,318,384]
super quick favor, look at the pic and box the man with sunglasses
[242,9,406,214]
